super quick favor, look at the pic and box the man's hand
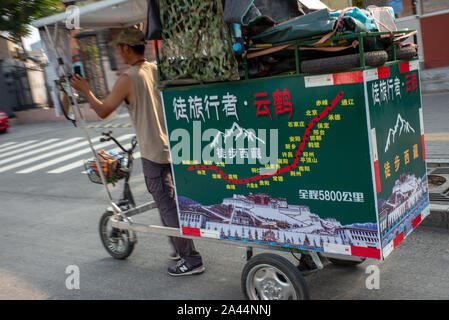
[70,74,90,94]
[69,73,132,119]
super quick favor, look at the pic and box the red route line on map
[187,91,345,184]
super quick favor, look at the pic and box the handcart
[33,1,430,300]
[87,31,428,300]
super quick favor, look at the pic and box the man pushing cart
[34,0,429,300]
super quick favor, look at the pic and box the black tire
[328,257,366,267]
[301,50,388,74]
[241,253,309,300]
[0,129,7,134]
[388,46,417,61]
[99,211,135,260]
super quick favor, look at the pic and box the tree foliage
[0,0,63,41]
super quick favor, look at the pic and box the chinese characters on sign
[371,72,419,106]
[173,93,239,122]
[299,189,365,202]
[173,89,297,123]
[405,73,419,93]
[216,147,262,160]
[372,77,402,106]
[254,89,294,119]
[384,144,420,179]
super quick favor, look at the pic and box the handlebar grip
[102,130,112,136]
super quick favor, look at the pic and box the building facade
[0,35,16,60]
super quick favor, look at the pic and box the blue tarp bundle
[329,7,396,32]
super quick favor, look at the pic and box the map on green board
[161,71,380,253]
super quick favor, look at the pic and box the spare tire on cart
[301,50,388,74]
[388,46,417,61]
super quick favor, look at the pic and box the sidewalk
[422,92,449,229]
[421,66,449,95]
[423,92,449,159]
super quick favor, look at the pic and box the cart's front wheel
[242,253,309,300]
[99,211,136,260]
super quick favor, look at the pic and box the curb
[422,204,449,229]
[8,118,20,126]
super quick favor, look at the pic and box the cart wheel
[328,257,366,267]
[242,253,309,300]
[99,211,136,260]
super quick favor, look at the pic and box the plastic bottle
[231,23,244,54]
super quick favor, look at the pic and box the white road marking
[0,138,60,159]
[0,140,37,153]
[117,113,129,118]
[0,137,82,166]
[0,137,101,173]
[0,141,17,148]
[19,134,134,173]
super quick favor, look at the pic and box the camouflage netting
[159,0,239,83]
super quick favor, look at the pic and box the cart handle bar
[100,131,138,154]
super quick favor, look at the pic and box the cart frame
[106,30,420,300]
[37,11,420,297]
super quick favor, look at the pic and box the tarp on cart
[223,0,303,26]
[250,9,337,44]
[223,0,329,26]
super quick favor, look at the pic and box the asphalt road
[1,109,449,300]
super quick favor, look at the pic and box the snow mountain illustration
[209,122,265,148]
[384,114,415,152]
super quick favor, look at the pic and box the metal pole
[43,24,122,215]
[154,40,162,82]
[358,34,365,68]
[295,45,300,74]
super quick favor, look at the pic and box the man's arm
[70,74,132,119]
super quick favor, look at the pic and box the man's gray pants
[142,157,202,266]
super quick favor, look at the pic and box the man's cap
[109,27,146,46]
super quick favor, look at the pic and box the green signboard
[364,61,430,257]
[161,60,429,260]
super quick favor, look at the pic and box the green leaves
[0,0,63,41]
